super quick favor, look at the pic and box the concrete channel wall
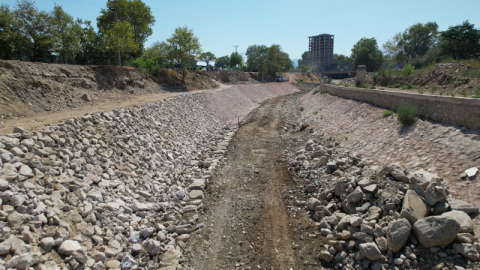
[320,84,480,130]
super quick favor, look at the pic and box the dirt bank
[0,61,270,120]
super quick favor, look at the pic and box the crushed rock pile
[0,93,236,270]
[286,137,480,270]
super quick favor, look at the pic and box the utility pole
[233,45,239,53]
[108,0,121,66]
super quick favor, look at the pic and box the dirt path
[185,93,326,269]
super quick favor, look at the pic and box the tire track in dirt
[185,94,301,269]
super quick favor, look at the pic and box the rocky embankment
[0,84,297,270]
[286,137,480,270]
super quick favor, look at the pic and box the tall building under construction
[308,34,334,72]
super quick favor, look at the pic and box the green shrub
[451,92,456,97]
[372,73,379,84]
[461,90,468,97]
[401,83,414,90]
[397,103,418,126]
[402,64,415,76]
[313,111,318,114]
[299,106,304,111]
[418,88,424,94]
[473,88,480,98]
[382,110,394,117]
[439,90,443,95]
[344,136,348,140]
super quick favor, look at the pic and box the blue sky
[3,0,480,61]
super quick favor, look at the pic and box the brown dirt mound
[0,60,163,119]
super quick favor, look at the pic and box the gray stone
[40,237,55,252]
[453,243,479,261]
[400,190,428,225]
[189,190,204,200]
[387,163,409,183]
[121,254,136,270]
[87,189,103,202]
[432,201,450,215]
[387,218,411,252]
[142,239,161,256]
[448,199,479,214]
[413,216,460,247]
[58,240,82,256]
[359,242,382,261]
[7,212,25,229]
[318,251,334,262]
[424,181,447,206]
[441,210,473,233]
[346,190,363,203]
[5,252,41,269]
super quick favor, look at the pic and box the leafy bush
[402,64,415,76]
[131,57,161,76]
[372,73,379,84]
[473,88,480,98]
[397,103,418,126]
[299,106,304,111]
[313,111,318,114]
[461,90,467,97]
[418,88,424,94]
[382,110,394,117]
[401,83,414,90]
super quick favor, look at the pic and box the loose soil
[184,91,329,270]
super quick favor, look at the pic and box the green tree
[74,19,97,64]
[0,4,24,59]
[351,38,383,72]
[198,51,216,67]
[439,21,480,60]
[51,4,81,63]
[230,52,243,68]
[328,54,351,70]
[97,0,155,54]
[215,55,230,68]
[265,44,292,75]
[144,41,170,67]
[399,22,438,59]
[167,26,202,83]
[105,21,139,66]
[245,45,267,72]
[15,0,54,61]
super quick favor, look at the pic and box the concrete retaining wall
[320,84,480,130]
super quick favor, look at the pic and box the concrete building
[308,34,334,72]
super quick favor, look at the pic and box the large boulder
[387,218,411,252]
[441,210,474,233]
[359,243,382,261]
[424,181,447,206]
[413,216,460,247]
[400,190,428,225]
[387,163,408,183]
[448,199,479,214]
[408,169,441,189]
[453,243,479,261]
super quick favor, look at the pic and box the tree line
[299,21,480,72]
[0,0,295,82]
[0,0,155,65]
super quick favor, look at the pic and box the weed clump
[382,110,394,117]
[402,64,415,76]
[397,103,417,126]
